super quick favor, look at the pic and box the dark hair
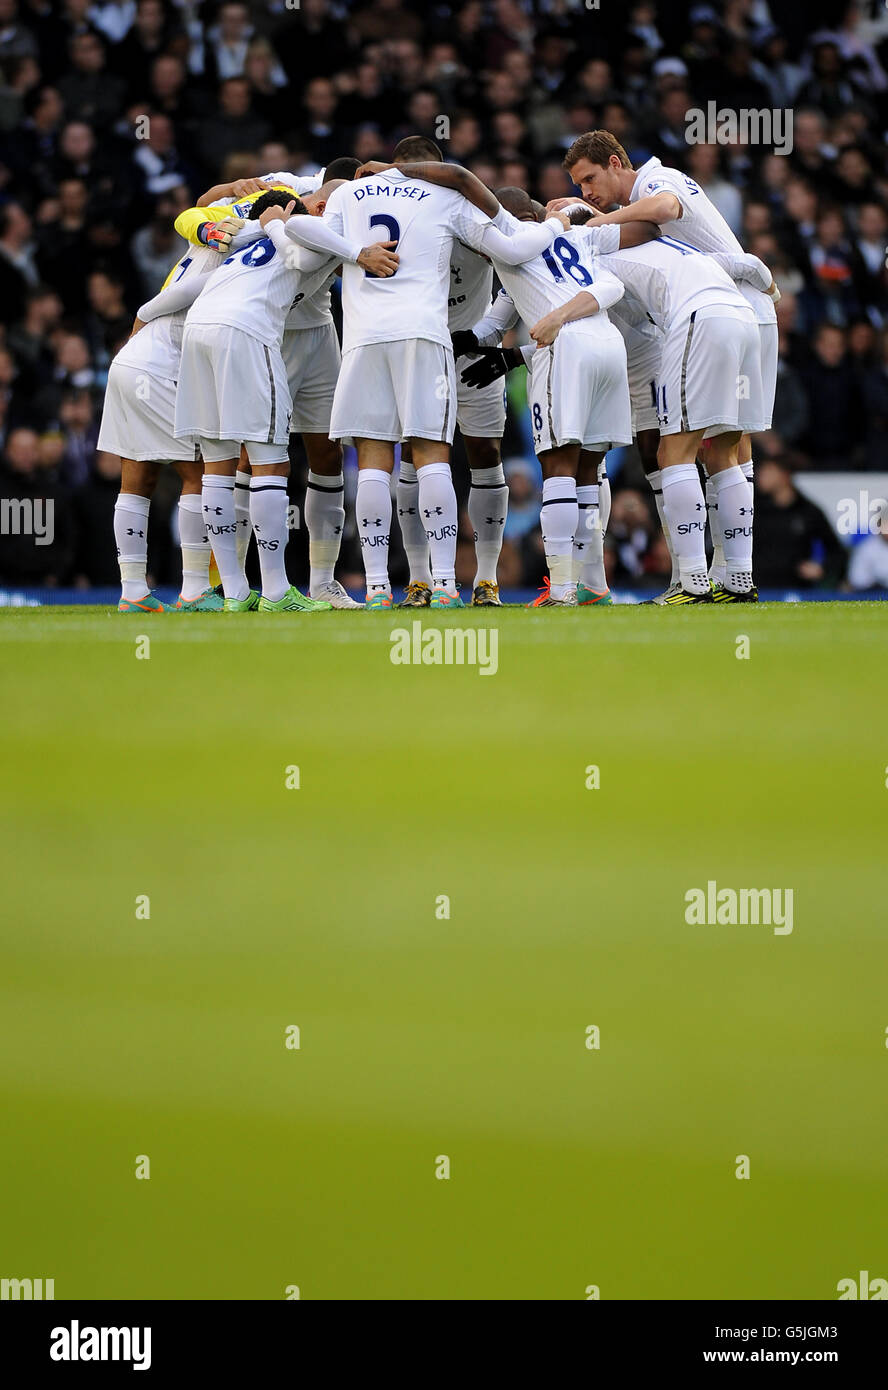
[392,136,443,163]
[325,156,361,181]
[248,190,306,219]
[563,129,633,173]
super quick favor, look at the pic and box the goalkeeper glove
[451,329,480,358]
[461,347,523,390]
[197,215,244,251]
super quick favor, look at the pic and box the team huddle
[99,129,780,613]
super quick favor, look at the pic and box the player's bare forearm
[196,184,234,208]
[530,292,600,347]
[196,178,272,207]
[393,162,499,217]
[618,220,661,248]
[594,192,681,226]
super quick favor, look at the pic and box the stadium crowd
[1,0,888,594]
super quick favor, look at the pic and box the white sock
[305,470,344,593]
[711,464,755,593]
[468,463,508,586]
[250,475,290,602]
[575,485,607,591]
[597,463,611,534]
[178,493,211,600]
[661,463,709,595]
[396,460,432,585]
[234,470,251,569]
[203,473,248,602]
[646,469,680,586]
[541,475,578,598]
[573,483,597,582]
[417,460,458,591]
[114,493,150,600]
[705,474,726,584]
[357,467,392,592]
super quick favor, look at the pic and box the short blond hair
[563,130,633,173]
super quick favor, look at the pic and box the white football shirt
[183,216,361,348]
[116,228,264,380]
[486,219,625,341]
[597,232,752,334]
[324,169,506,352]
[449,242,495,333]
[630,156,776,326]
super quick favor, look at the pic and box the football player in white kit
[385,138,511,609]
[325,161,572,609]
[174,158,365,608]
[459,184,631,606]
[172,189,399,611]
[460,190,650,606]
[97,217,270,613]
[555,131,780,603]
[570,208,765,603]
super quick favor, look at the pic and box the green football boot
[258,586,333,612]
[223,589,260,612]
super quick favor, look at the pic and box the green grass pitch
[1,602,886,1300]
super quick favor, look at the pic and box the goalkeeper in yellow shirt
[173,158,363,607]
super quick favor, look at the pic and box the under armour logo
[739,507,753,516]
[126,528,145,538]
[485,516,504,526]
[204,506,224,517]
[423,507,443,518]
[333,524,342,535]
[362,517,383,527]
[398,506,416,516]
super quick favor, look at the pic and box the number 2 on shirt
[365,214,401,277]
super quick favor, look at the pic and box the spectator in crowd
[503,459,541,543]
[58,387,98,491]
[0,201,40,326]
[753,458,847,589]
[129,186,189,298]
[58,29,127,131]
[192,76,272,176]
[0,424,73,584]
[685,142,743,236]
[5,284,63,397]
[798,323,866,467]
[847,508,888,589]
[113,0,182,91]
[130,110,192,196]
[606,488,657,588]
[71,447,122,585]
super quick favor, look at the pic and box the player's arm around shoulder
[577,190,682,229]
[260,201,398,278]
[358,159,500,218]
[476,210,570,266]
[529,271,624,348]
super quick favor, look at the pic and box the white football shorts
[528,328,631,455]
[330,338,457,444]
[455,374,507,439]
[282,322,341,435]
[657,306,762,437]
[175,323,292,448]
[626,336,662,436]
[98,361,195,462]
